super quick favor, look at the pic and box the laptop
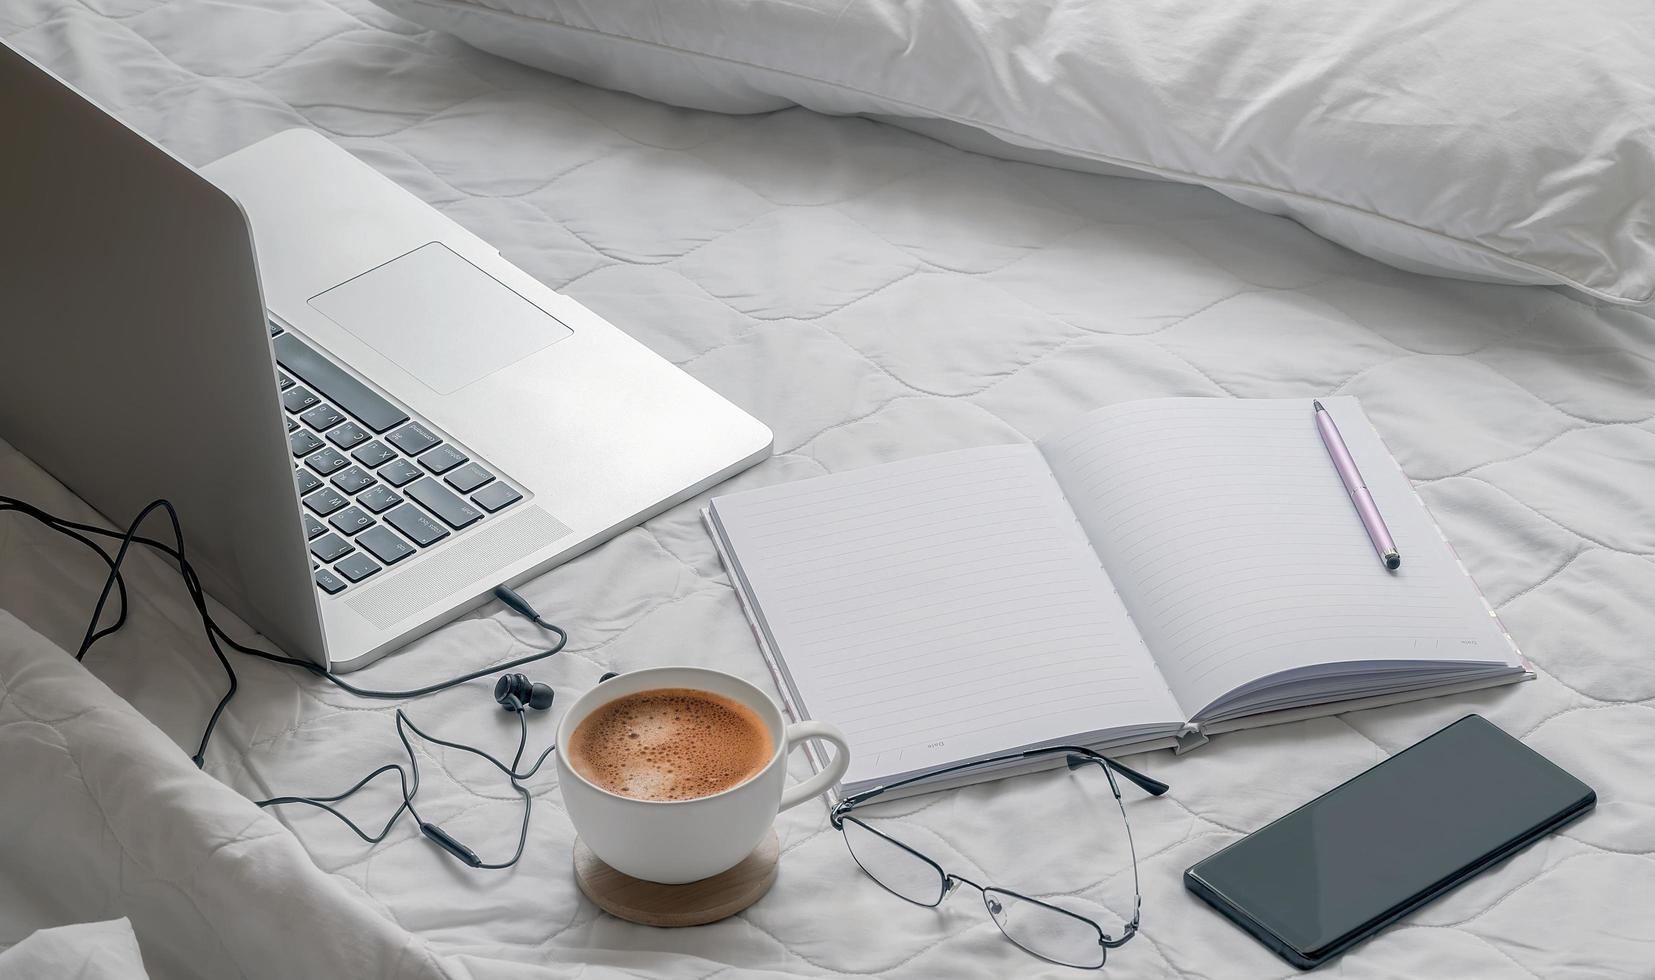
[0,42,772,672]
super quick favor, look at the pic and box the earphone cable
[2,493,567,867]
[252,763,413,844]
[0,493,566,764]
[256,704,542,867]
[4,496,240,766]
[399,706,557,781]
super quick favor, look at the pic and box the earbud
[493,673,555,712]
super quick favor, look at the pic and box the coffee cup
[556,666,850,884]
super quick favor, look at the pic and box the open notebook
[704,397,1529,798]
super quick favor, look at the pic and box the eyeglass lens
[840,817,947,906]
[984,888,1106,969]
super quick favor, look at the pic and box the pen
[1313,400,1401,570]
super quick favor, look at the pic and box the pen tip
[1384,550,1401,571]
[1313,399,1325,412]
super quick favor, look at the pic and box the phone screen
[1186,715,1593,965]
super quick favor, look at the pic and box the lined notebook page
[1038,398,1516,721]
[709,445,1182,787]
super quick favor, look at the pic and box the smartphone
[1184,714,1594,970]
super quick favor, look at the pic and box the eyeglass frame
[828,745,1170,970]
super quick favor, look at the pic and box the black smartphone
[1184,714,1594,970]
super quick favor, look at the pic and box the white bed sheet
[2,0,1653,977]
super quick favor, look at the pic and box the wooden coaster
[573,829,779,927]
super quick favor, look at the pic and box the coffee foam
[567,687,773,802]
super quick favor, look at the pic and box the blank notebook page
[710,444,1181,786]
[1039,398,1516,720]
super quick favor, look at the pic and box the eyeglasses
[829,746,1169,970]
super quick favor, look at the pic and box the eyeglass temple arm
[835,746,1169,815]
[1065,749,1169,797]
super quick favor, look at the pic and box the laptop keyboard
[269,320,522,596]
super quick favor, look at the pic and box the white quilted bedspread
[3,1,1655,978]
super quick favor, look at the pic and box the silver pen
[1313,400,1401,571]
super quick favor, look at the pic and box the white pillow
[377,0,1655,305]
[0,920,150,980]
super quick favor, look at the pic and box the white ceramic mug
[556,666,851,884]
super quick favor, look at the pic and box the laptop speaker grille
[344,505,571,629]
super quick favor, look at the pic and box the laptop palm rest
[310,242,572,395]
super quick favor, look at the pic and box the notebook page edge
[1194,668,1533,738]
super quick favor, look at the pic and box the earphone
[494,672,556,712]
[0,492,571,870]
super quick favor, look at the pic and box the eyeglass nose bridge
[945,876,1016,921]
[943,874,986,901]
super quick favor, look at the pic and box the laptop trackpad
[309,243,571,395]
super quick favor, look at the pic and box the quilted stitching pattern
[3,0,1654,976]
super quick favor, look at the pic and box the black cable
[0,494,566,759]
[253,763,412,843]
[256,705,545,868]
[4,495,239,765]
[76,498,173,659]
[0,497,568,686]
[400,706,557,781]
[396,706,539,870]
[1,493,567,868]
[16,508,132,648]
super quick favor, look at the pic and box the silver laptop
[0,42,771,672]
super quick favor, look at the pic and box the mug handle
[778,720,851,811]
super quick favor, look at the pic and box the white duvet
[3,0,1655,977]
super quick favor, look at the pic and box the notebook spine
[1040,453,1183,724]
[702,507,834,786]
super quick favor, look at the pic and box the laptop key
[330,465,375,495]
[385,503,449,547]
[329,506,374,536]
[377,458,422,487]
[272,333,409,433]
[281,387,318,413]
[294,468,321,495]
[334,552,381,583]
[418,444,467,475]
[302,513,326,540]
[286,418,299,433]
[309,532,352,563]
[471,482,522,513]
[352,440,396,468]
[289,430,323,457]
[357,525,415,565]
[443,461,493,494]
[327,421,369,450]
[303,487,348,516]
[306,447,349,476]
[269,321,284,337]
[314,568,346,594]
[301,404,344,432]
[407,478,482,529]
[277,371,294,391]
[357,485,402,514]
[387,421,440,456]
